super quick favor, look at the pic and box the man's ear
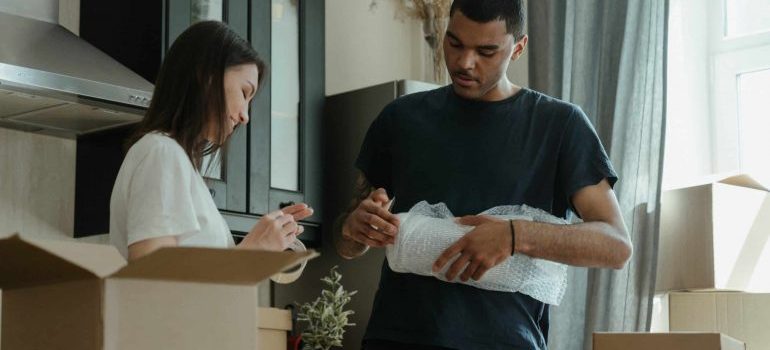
[511,34,529,62]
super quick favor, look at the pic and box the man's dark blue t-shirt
[355,86,617,349]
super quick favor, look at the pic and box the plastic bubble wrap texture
[386,201,573,305]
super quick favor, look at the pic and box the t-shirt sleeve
[557,107,618,207]
[355,105,393,191]
[125,142,200,246]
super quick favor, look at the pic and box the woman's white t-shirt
[109,132,234,258]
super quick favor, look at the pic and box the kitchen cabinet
[165,0,251,216]
[79,0,324,245]
[246,0,324,232]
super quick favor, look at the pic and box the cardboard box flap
[593,332,745,350]
[719,174,769,192]
[26,238,126,278]
[0,234,100,289]
[111,246,319,285]
[258,307,292,331]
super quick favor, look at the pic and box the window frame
[709,0,770,176]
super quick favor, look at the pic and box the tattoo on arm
[351,172,374,212]
[334,172,374,259]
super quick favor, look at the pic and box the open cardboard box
[656,174,770,292]
[593,332,745,350]
[0,233,317,350]
[651,292,770,350]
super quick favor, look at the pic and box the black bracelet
[508,219,516,256]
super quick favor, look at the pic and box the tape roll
[270,238,307,284]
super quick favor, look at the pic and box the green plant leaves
[297,266,357,350]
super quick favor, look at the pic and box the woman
[109,20,312,260]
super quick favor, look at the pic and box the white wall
[0,129,76,240]
[0,0,57,23]
[325,0,425,95]
[0,129,111,245]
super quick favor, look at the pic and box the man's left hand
[433,215,513,282]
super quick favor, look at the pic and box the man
[336,0,633,349]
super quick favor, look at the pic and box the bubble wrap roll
[386,201,573,305]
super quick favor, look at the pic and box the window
[663,0,770,189]
[724,0,770,37]
[736,68,770,184]
[269,0,300,191]
[194,0,225,181]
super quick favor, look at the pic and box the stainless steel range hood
[0,11,153,138]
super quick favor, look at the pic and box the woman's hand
[238,210,298,251]
[280,202,314,223]
[237,203,313,251]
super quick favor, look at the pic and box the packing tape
[270,238,307,284]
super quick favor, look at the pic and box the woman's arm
[127,203,314,260]
[128,236,179,261]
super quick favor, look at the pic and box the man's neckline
[447,85,529,107]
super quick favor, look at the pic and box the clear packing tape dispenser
[386,201,576,305]
[270,238,308,284]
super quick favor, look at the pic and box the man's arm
[334,172,399,259]
[435,179,632,281]
[514,179,632,268]
[335,173,374,259]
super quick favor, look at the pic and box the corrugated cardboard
[257,308,292,350]
[656,174,770,292]
[593,332,745,350]
[652,292,770,350]
[0,234,316,350]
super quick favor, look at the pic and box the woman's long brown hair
[126,20,267,171]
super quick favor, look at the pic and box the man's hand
[342,188,399,247]
[433,215,512,282]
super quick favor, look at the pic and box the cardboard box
[593,332,745,350]
[656,174,770,292]
[258,308,292,350]
[0,234,316,350]
[0,290,292,350]
[651,292,770,350]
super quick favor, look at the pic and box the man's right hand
[342,188,400,247]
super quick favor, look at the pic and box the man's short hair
[449,0,526,40]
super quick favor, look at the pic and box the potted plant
[296,266,357,350]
